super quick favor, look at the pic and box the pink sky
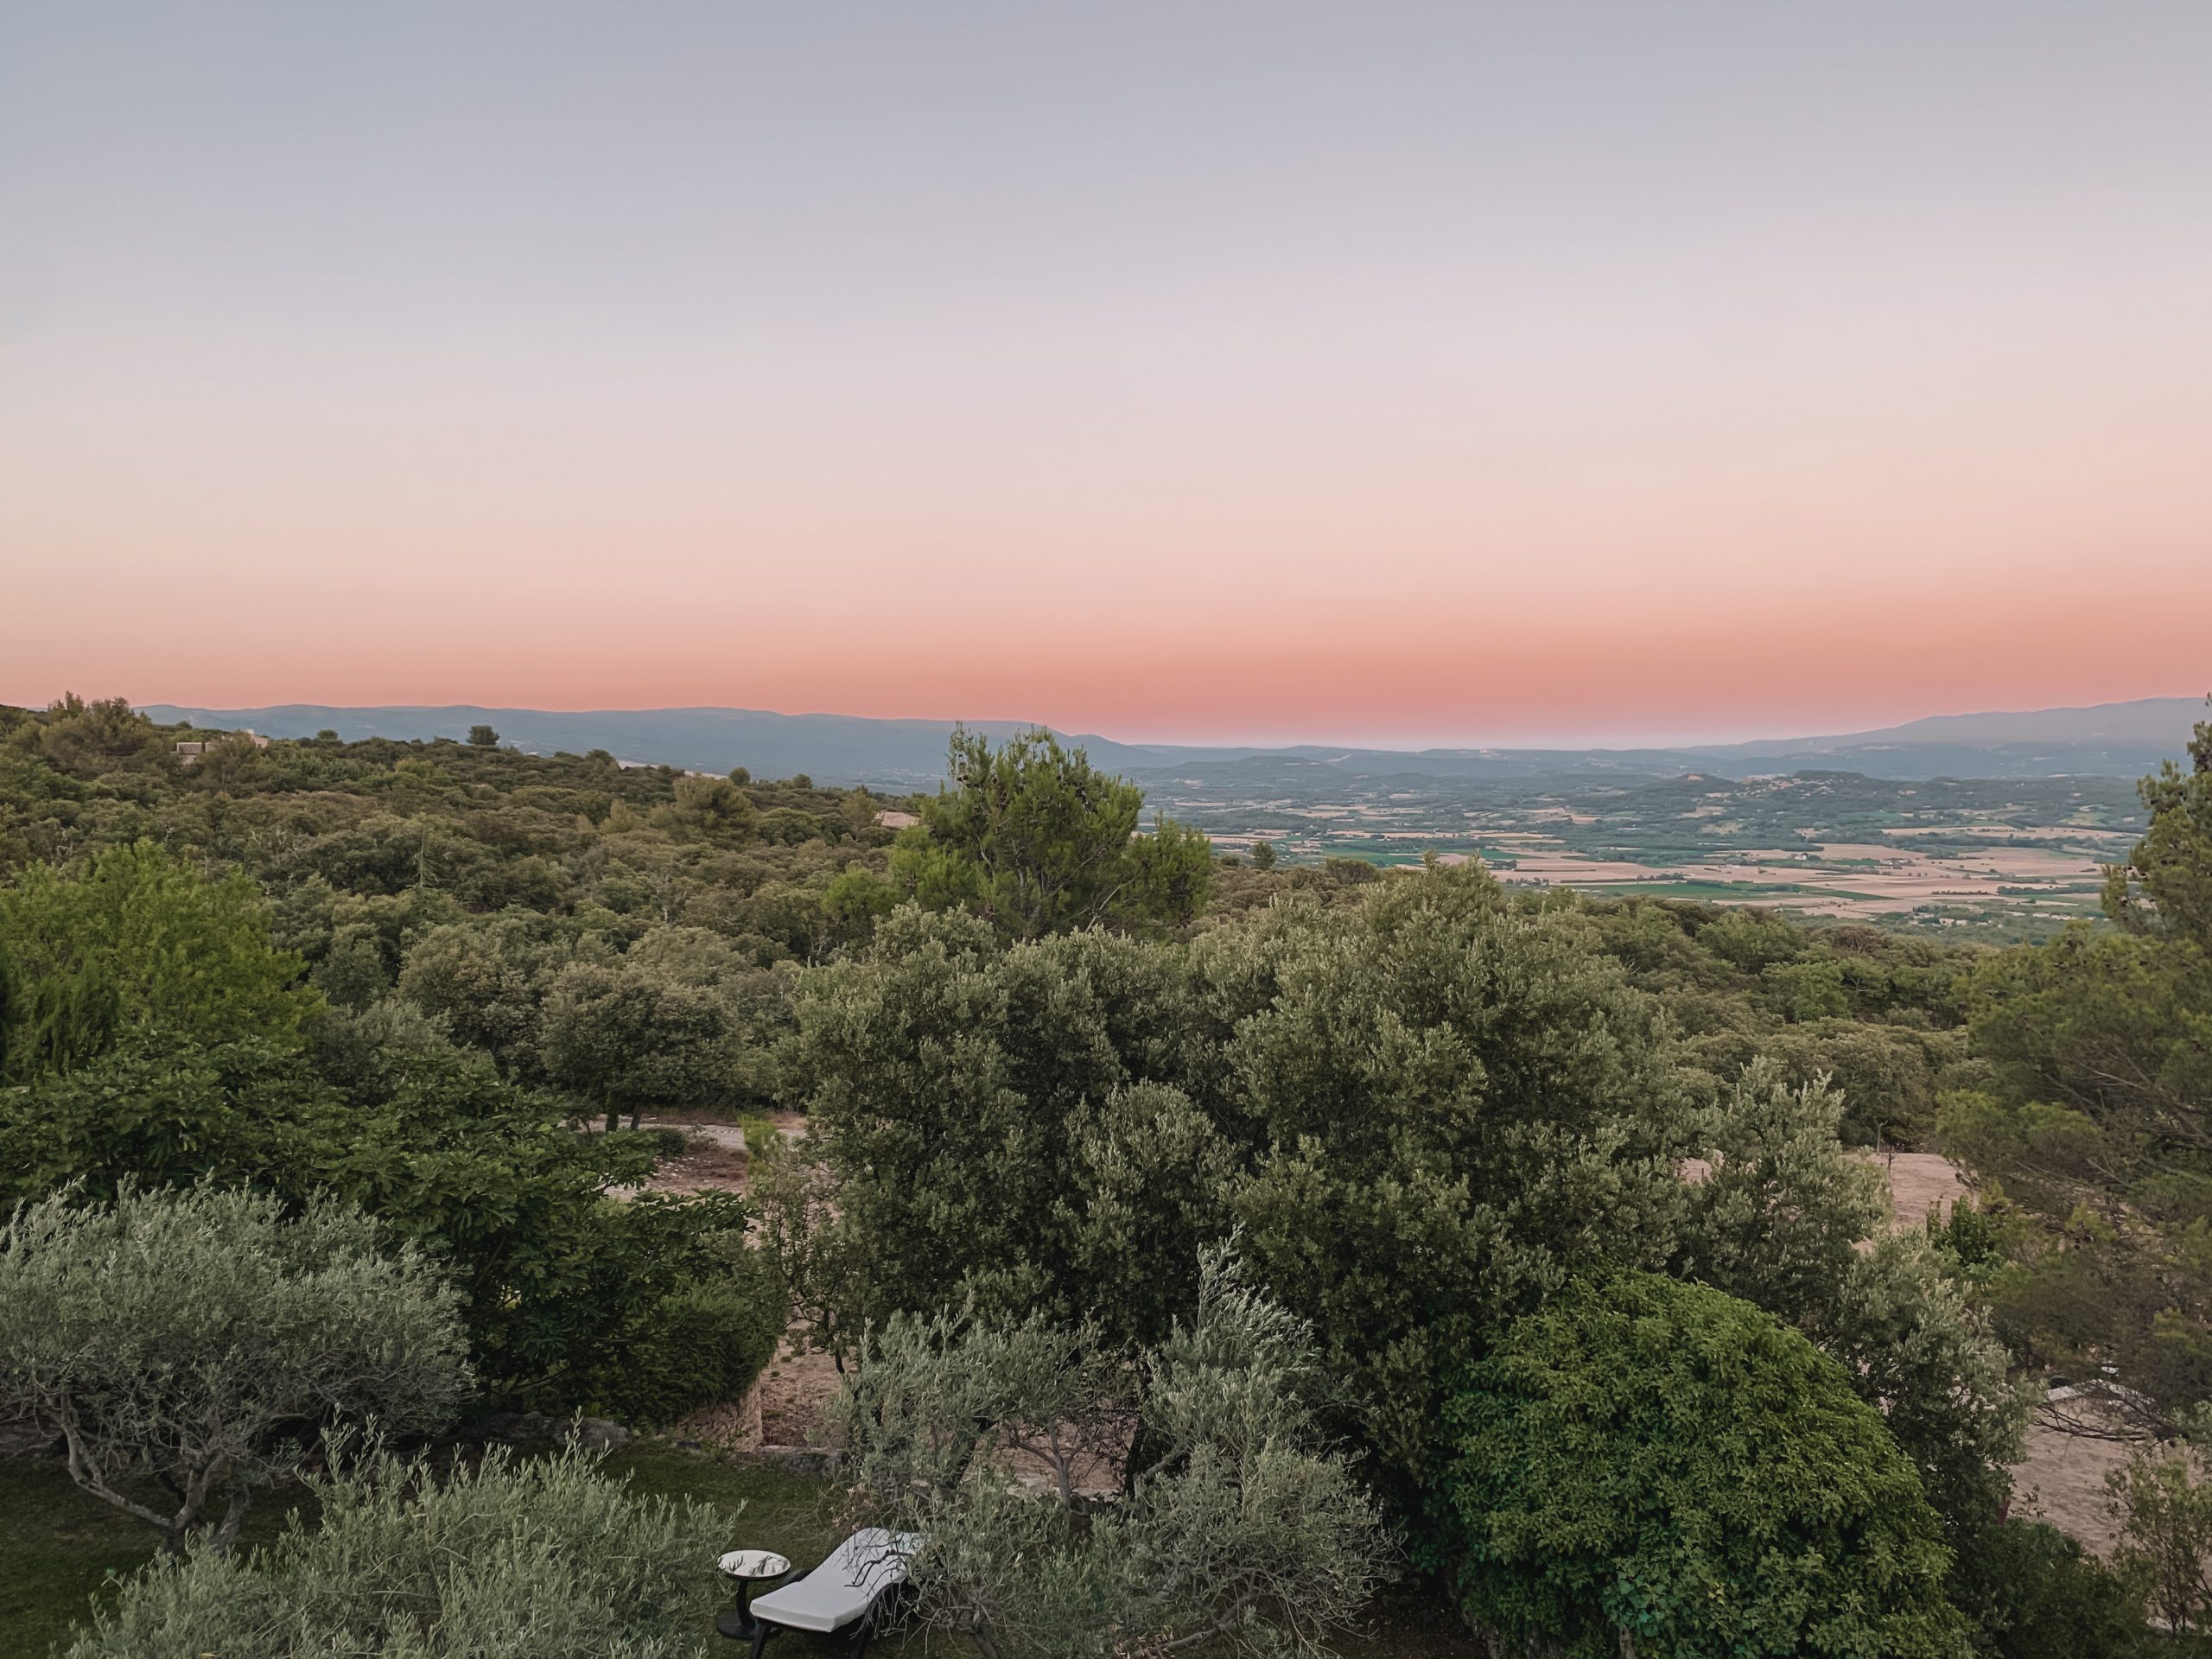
[3,4,2209,747]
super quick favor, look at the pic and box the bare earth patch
[639,1137,750,1198]
[673,1388,764,1452]
[758,1341,843,1447]
[2012,1413,2132,1557]
[1867,1152,1967,1230]
[1866,1155,2137,1557]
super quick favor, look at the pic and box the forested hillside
[1,696,1985,1147]
[5,691,2210,1658]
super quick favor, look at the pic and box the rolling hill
[141,696,2207,788]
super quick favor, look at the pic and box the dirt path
[758,1343,844,1446]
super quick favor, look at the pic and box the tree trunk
[208,1484,254,1556]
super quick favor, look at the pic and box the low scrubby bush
[1948,1516,2152,1659]
[66,1440,724,1659]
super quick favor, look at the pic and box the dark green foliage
[1215,863,1693,1496]
[2106,709,2212,946]
[22,695,170,780]
[791,864,2018,1567]
[538,957,741,1130]
[1943,712,2212,1424]
[890,725,1213,938]
[0,696,2091,1651]
[1947,1518,2152,1659]
[789,906,1219,1347]
[0,842,318,1076]
[1569,893,1983,1146]
[1674,1065,2027,1535]
[19,955,122,1078]
[0,1033,774,1427]
[1293,854,1382,889]
[1440,1273,1970,1659]
[0,937,15,1082]
[0,1037,334,1204]
[556,1243,785,1427]
[306,1052,772,1424]
[0,701,912,1103]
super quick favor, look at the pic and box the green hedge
[571,1250,784,1428]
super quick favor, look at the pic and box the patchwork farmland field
[1135,761,2144,934]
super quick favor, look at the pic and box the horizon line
[108,689,2212,757]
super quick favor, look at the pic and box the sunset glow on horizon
[4,3,2209,747]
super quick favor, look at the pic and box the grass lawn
[3,1445,1483,1658]
[610,1445,1484,1658]
[0,1454,303,1657]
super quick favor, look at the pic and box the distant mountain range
[140,696,2208,789]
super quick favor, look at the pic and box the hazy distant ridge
[141,696,2207,787]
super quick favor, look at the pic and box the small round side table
[715,1548,792,1640]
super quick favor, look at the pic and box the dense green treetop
[1441,1272,1971,1659]
[0,841,318,1075]
[889,726,1213,938]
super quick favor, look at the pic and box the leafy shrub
[571,1247,785,1427]
[1440,1272,1969,1659]
[0,1181,470,1554]
[2111,1440,2212,1643]
[1678,1064,2028,1530]
[66,1440,724,1658]
[0,1038,758,1429]
[1948,1517,2151,1659]
[829,1248,1391,1658]
[0,841,318,1076]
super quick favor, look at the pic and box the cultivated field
[1141,762,2141,933]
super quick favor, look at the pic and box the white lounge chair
[739,1529,922,1657]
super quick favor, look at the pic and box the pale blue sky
[4,3,2209,742]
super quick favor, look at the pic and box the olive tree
[827,1248,1389,1659]
[66,1439,723,1659]
[747,1133,864,1371]
[2109,1437,2212,1640]
[0,1181,471,1554]
[539,957,738,1130]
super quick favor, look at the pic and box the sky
[3,3,2209,747]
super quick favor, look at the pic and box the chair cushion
[747,1529,921,1635]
